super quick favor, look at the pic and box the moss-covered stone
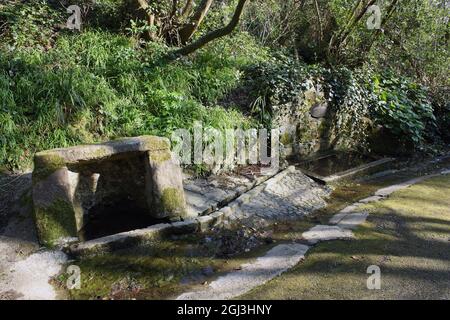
[33,154,66,184]
[141,135,171,150]
[34,198,78,246]
[148,150,172,163]
[160,187,186,218]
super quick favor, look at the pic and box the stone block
[147,150,187,220]
[32,136,187,247]
[32,167,78,247]
[196,216,214,232]
[171,220,198,234]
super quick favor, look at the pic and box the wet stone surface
[183,174,255,216]
[230,170,331,228]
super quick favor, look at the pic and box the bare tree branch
[171,0,248,57]
[179,0,214,44]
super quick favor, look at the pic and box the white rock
[302,225,354,244]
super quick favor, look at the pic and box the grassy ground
[240,174,450,300]
[53,158,450,300]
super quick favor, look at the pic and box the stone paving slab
[0,250,67,300]
[328,212,348,225]
[230,169,330,226]
[374,176,434,197]
[330,169,450,230]
[337,212,369,230]
[339,203,363,214]
[302,225,354,244]
[176,243,309,300]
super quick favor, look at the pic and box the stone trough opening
[295,151,395,183]
[66,152,171,241]
[32,136,187,247]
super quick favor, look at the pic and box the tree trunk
[135,0,157,40]
[180,0,195,20]
[327,0,377,61]
[171,0,248,57]
[179,0,214,44]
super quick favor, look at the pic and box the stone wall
[273,79,368,159]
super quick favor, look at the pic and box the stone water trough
[32,136,187,247]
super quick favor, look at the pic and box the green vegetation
[160,187,186,217]
[240,174,450,300]
[34,198,78,246]
[0,0,448,171]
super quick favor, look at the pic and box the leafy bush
[243,53,321,106]
[430,86,450,143]
[0,0,63,49]
[243,59,439,152]
[370,72,436,145]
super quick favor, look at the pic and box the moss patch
[34,198,77,246]
[141,136,171,151]
[33,154,66,184]
[280,132,293,145]
[160,187,186,216]
[62,232,276,300]
[149,150,172,164]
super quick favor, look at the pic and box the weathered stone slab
[209,211,224,227]
[177,244,309,300]
[219,206,233,218]
[171,220,198,234]
[1,250,68,300]
[33,136,169,166]
[339,203,363,214]
[337,212,369,230]
[32,167,79,247]
[196,216,214,232]
[373,176,436,197]
[185,190,218,215]
[68,223,172,257]
[302,225,354,244]
[329,212,348,225]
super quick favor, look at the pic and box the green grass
[240,174,450,300]
[0,1,267,171]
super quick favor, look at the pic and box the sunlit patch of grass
[240,174,450,300]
